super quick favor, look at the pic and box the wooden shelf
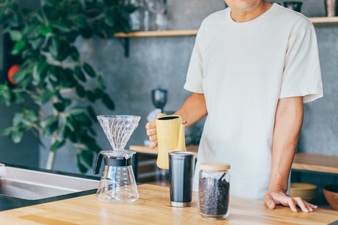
[115,17,338,38]
[114,16,338,57]
[310,16,338,25]
[292,153,338,174]
[114,29,198,37]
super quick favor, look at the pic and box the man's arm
[263,96,318,212]
[146,93,207,149]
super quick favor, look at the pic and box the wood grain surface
[293,153,338,174]
[114,30,198,37]
[1,184,338,225]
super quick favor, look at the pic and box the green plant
[0,0,136,172]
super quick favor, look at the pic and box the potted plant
[0,0,136,172]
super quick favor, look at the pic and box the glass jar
[198,162,230,219]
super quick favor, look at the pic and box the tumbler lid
[168,151,195,159]
[199,162,230,171]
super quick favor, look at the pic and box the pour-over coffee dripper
[94,115,141,203]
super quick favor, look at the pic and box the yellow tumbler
[156,115,187,170]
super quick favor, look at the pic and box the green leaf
[45,37,60,57]
[40,115,58,129]
[50,140,65,151]
[86,142,101,152]
[73,113,92,126]
[79,150,93,170]
[24,24,41,39]
[9,13,21,27]
[57,121,67,140]
[11,128,24,143]
[82,63,96,78]
[66,116,75,132]
[0,8,6,23]
[79,27,93,39]
[29,37,45,50]
[47,66,58,82]
[9,30,22,41]
[22,109,37,125]
[43,120,58,137]
[0,85,6,95]
[33,89,53,105]
[123,5,138,13]
[102,93,115,110]
[44,0,59,6]
[104,9,115,27]
[74,66,86,82]
[76,153,88,173]
[12,66,32,84]
[53,102,65,112]
[73,17,87,28]
[87,105,97,122]
[2,88,12,106]
[55,40,71,61]
[32,60,49,85]
[13,92,25,104]
[75,84,86,98]
[70,46,80,61]
[13,112,24,126]
[52,22,72,33]
[40,90,53,104]
[86,90,96,102]
[1,127,15,136]
[97,75,105,89]
[68,107,87,115]
[94,88,103,98]
[63,98,72,107]
[66,127,77,142]
[40,25,52,36]
[12,40,26,54]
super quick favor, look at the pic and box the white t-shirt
[184,3,323,200]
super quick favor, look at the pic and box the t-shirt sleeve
[280,26,323,103]
[183,22,206,94]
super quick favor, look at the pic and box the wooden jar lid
[199,162,230,171]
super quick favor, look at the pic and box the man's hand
[145,113,165,149]
[264,187,317,212]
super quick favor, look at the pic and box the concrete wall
[33,0,338,199]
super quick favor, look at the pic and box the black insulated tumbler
[168,151,195,207]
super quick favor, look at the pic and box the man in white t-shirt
[146,0,322,212]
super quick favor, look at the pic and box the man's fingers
[149,140,158,149]
[149,135,157,142]
[157,113,166,118]
[293,197,309,212]
[288,198,298,212]
[264,195,276,209]
[309,203,318,209]
[145,122,156,129]
[146,129,156,136]
[306,202,313,212]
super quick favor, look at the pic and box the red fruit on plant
[8,65,20,85]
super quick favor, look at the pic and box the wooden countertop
[130,146,338,174]
[1,184,338,224]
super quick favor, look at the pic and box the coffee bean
[199,177,229,215]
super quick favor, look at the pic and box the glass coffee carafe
[94,115,141,203]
